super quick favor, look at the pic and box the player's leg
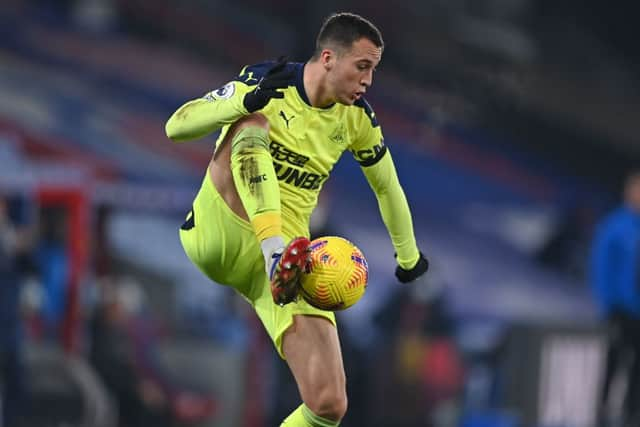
[211,114,309,304]
[225,114,282,247]
[280,315,347,426]
[622,319,640,426]
[598,318,622,423]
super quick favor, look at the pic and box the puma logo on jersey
[279,111,295,128]
[238,68,259,85]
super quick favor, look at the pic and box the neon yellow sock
[280,404,340,427]
[230,126,281,240]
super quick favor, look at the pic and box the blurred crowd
[0,192,219,427]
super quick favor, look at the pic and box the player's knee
[305,387,348,421]
[234,113,269,133]
[230,114,270,154]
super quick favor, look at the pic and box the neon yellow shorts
[179,171,336,358]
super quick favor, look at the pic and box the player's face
[328,38,382,105]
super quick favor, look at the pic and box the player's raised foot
[269,237,311,306]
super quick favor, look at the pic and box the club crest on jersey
[328,123,346,144]
[204,82,235,101]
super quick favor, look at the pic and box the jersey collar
[295,62,336,110]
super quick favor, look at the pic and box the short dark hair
[312,12,384,59]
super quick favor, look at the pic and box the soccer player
[165,12,429,426]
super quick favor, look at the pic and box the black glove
[243,57,293,113]
[395,252,429,283]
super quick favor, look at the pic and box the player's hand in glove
[243,57,293,113]
[395,252,429,283]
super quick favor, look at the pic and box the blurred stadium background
[1,0,639,426]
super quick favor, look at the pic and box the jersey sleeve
[350,99,420,269]
[348,98,387,167]
[361,149,420,269]
[165,64,268,142]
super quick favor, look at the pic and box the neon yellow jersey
[166,61,420,268]
[214,62,386,239]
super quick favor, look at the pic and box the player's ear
[321,48,335,71]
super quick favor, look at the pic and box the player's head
[624,170,640,213]
[311,12,384,105]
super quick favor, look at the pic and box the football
[300,236,369,311]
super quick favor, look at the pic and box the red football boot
[269,237,311,306]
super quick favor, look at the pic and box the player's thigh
[282,315,346,401]
[252,285,336,359]
[178,171,264,298]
